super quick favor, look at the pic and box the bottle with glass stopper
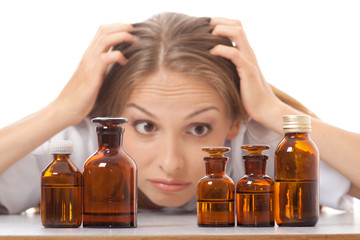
[236,145,274,227]
[83,117,137,228]
[197,147,235,227]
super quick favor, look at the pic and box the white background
[0,0,359,212]
[1,0,360,132]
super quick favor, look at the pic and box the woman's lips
[148,179,191,192]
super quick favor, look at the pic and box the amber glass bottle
[197,147,235,227]
[41,140,82,228]
[83,117,137,228]
[274,115,319,226]
[236,145,274,227]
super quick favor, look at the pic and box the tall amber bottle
[41,140,82,228]
[197,147,235,227]
[83,117,137,228]
[237,145,274,227]
[274,115,319,226]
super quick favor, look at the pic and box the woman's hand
[210,18,291,132]
[52,23,137,126]
[0,23,137,174]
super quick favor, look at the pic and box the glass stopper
[92,117,128,126]
[202,147,230,157]
[241,145,269,159]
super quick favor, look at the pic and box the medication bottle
[83,117,137,228]
[197,147,235,227]
[41,140,82,228]
[274,115,319,226]
[237,145,274,227]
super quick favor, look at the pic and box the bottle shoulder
[84,149,137,169]
[42,159,81,177]
[198,176,235,188]
[41,160,82,185]
[236,176,273,192]
[276,136,319,156]
[274,136,319,180]
[199,174,234,182]
[197,176,235,200]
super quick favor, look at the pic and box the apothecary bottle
[197,147,235,227]
[274,115,319,226]
[41,140,82,228]
[236,145,274,227]
[83,117,137,228]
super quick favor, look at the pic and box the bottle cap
[49,140,73,154]
[283,115,311,133]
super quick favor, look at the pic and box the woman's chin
[144,191,193,208]
[140,182,196,208]
[151,196,189,208]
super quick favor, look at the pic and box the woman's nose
[158,137,185,175]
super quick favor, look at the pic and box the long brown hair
[89,12,315,121]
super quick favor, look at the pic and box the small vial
[197,147,235,227]
[41,140,82,228]
[274,115,319,226]
[237,145,274,227]
[83,117,137,228]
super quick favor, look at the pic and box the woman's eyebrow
[185,107,220,119]
[126,103,158,119]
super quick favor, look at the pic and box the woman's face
[121,70,240,208]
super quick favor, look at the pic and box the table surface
[1,210,360,240]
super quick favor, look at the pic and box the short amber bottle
[197,147,235,227]
[236,145,274,227]
[274,115,319,226]
[41,140,82,228]
[83,117,137,228]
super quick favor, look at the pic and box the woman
[0,12,358,214]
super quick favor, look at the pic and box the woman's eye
[188,124,211,137]
[133,121,156,135]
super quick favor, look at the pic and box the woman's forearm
[311,118,360,192]
[263,101,360,198]
[0,23,137,175]
[0,102,71,174]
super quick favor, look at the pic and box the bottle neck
[244,158,266,177]
[97,126,124,149]
[53,154,71,161]
[284,132,310,138]
[204,157,227,177]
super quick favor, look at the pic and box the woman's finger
[210,44,256,78]
[210,17,243,27]
[212,24,246,47]
[212,24,255,61]
[94,23,134,38]
[89,23,134,52]
[96,32,137,53]
[100,50,128,66]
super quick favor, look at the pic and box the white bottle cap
[49,140,73,154]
